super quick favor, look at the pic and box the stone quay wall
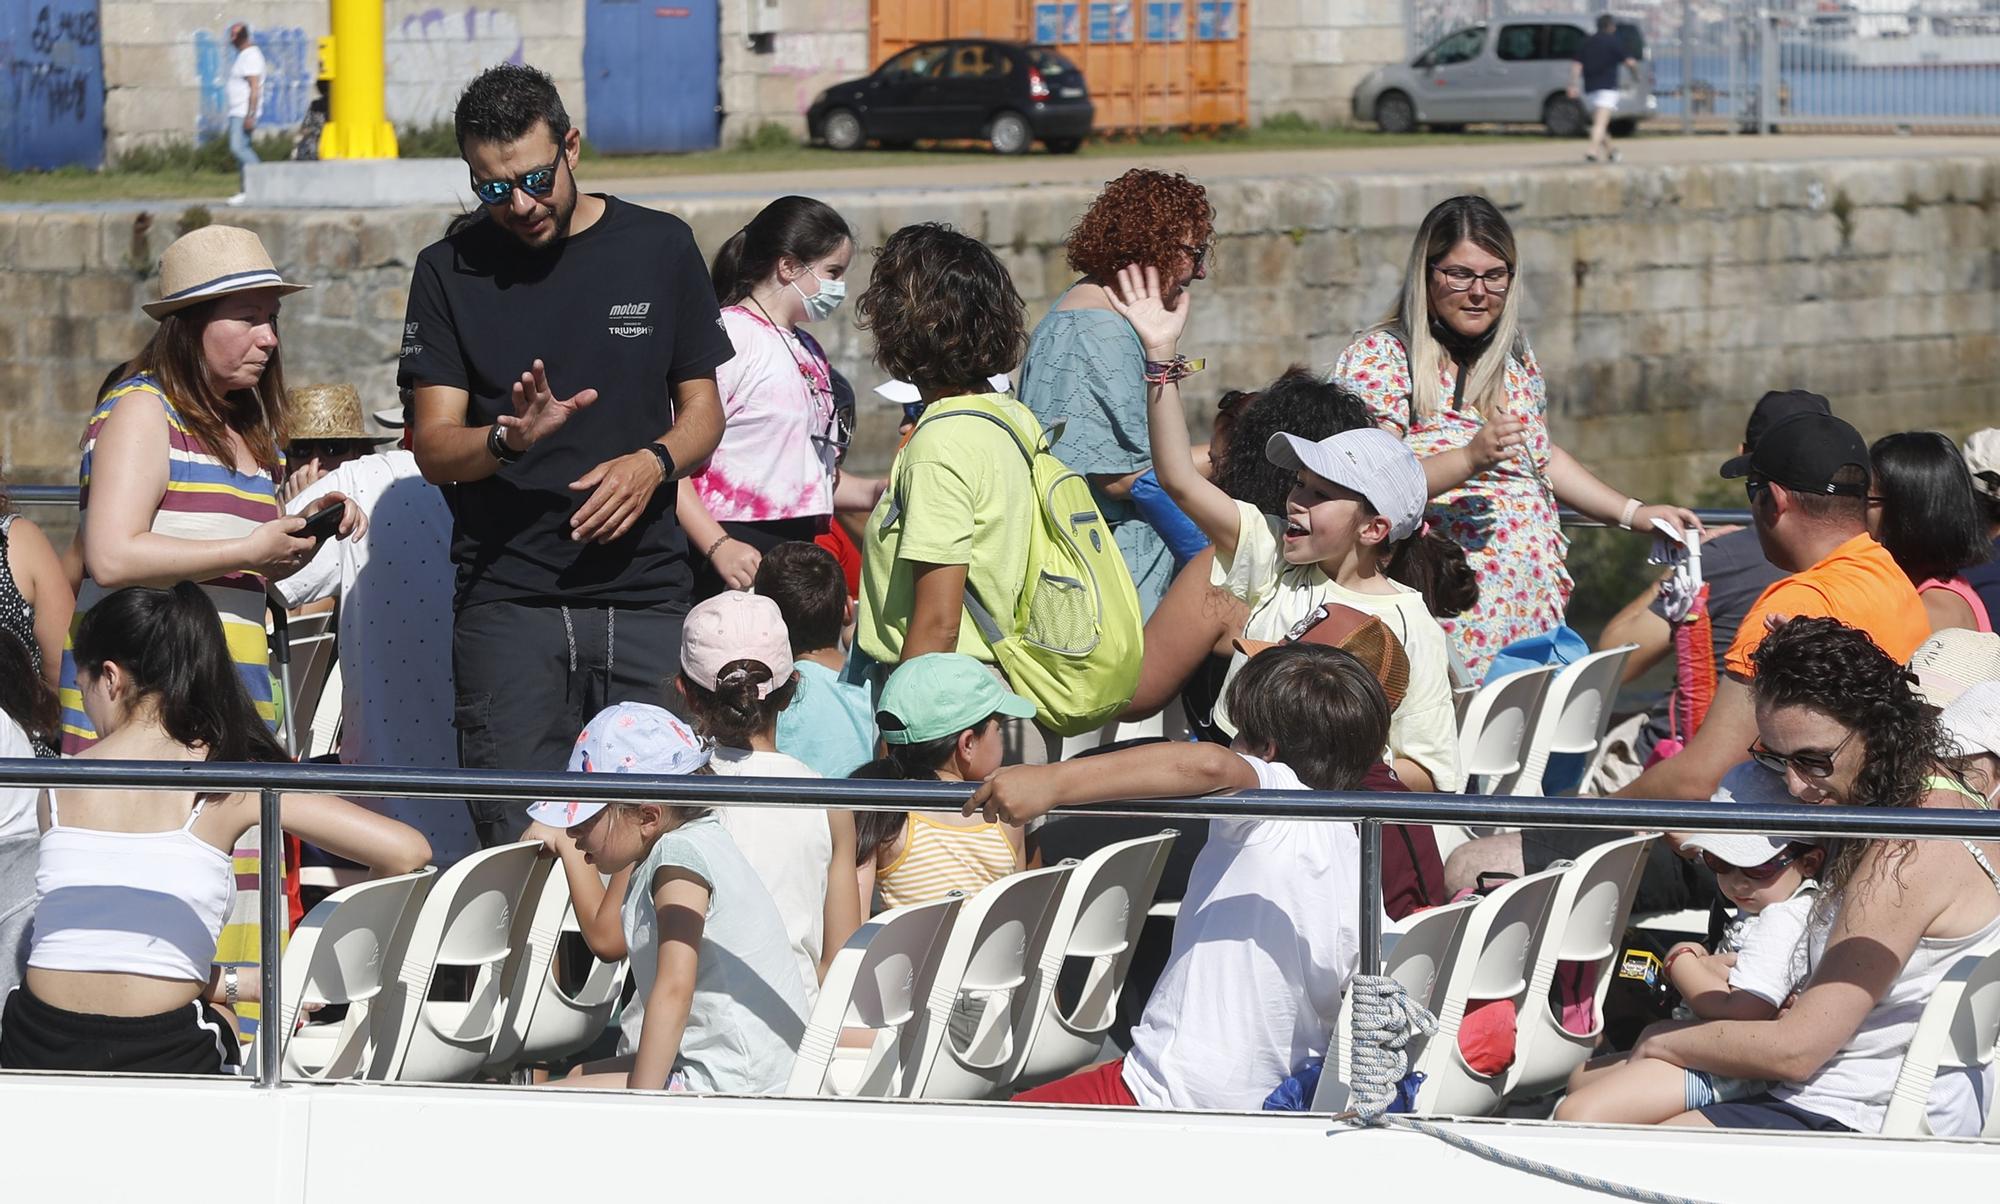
[4,151,1996,532]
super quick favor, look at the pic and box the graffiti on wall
[1,0,106,168]
[194,25,313,142]
[384,7,525,128]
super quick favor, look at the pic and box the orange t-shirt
[1724,532,1930,677]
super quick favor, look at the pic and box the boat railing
[1,755,1995,1092]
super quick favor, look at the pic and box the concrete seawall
[4,148,1995,510]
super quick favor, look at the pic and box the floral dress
[1333,329,1571,681]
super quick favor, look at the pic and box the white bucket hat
[1942,681,2000,760]
[144,224,309,320]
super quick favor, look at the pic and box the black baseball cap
[1737,389,1832,456]
[1718,410,1870,497]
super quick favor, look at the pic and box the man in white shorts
[1569,13,1638,164]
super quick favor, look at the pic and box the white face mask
[793,270,846,322]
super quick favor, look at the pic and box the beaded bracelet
[1142,355,1206,385]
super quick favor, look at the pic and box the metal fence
[1400,0,2000,131]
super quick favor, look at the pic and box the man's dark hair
[454,63,571,153]
[1596,13,1617,32]
[754,541,847,656]
[1224,644,1390,792]
[1780,464,1870,526]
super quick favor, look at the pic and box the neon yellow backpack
[889,396,1143,737]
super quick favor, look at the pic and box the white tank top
[1776,836,2000,1134]
[27,791,233,982]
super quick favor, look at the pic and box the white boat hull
[4,1073,1996,1201]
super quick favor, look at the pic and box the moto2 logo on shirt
[608,301,653,339]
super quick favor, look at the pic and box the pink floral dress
[1333,329,1572,680]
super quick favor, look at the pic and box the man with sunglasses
[400,64,733,848]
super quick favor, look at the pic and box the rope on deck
[1335,973,1715,1204]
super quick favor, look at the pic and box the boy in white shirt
[971,640,1391,1109]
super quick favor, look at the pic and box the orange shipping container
[869,0,1247,132]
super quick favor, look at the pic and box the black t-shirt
[1574,31,1627,94]
[400,197,733,608]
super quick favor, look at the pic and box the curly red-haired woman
[1019,168,1213,617]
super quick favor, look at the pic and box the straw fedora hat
[144,224,309,320]
[288,384,395,443]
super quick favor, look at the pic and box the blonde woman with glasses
[1334,194,1697,679]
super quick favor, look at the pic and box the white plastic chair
[369,841,540,1082]
[483,858,628,1077]
[904,863,1074,1100]
[1406,865,1567,1117]
[254,867,434,1080]
[1882,938,2000,1137]
[1456,665,1560,797]
[1505,645,1638,798]
[1318,895,1480,1112]
[1507,833,1657,1099]
[1014,831,1178,1086]
[787,895,963,1098]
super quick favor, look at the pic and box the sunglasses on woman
[1698,844,1812,883]
[1747,727,1858,780]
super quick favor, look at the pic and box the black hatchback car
[806,40,1093,155]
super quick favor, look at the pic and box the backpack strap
[881,403,1047,651]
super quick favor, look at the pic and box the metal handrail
[4,485,1758,531]
[4,755,1996,1093]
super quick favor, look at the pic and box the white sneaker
[226,192,248,206]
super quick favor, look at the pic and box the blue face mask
[793,270,846,322]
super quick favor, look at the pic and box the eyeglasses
[1430,264,1514,293]
[1747,727,1858,780]
[470,158,563,207]
[1180,242,1212,273]
[1697,845,1811,883]
[1745,476,1771,504]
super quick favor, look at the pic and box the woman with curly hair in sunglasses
[1623,615,2000,1135]
[1018,168,1214,618]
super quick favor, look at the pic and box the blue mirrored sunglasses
[471,161,560,207]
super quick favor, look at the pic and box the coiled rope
[1334,973,1715,1204]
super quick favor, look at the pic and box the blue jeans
[226,120,259,175]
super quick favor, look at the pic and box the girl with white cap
[526,702,809,1092]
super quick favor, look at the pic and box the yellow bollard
[318,0,398,160]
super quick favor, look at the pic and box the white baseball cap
[1942,680,2000,760]
[1265,427,1428,541]
[1906,629,2000,708]
[524,702,710,829]
[1711,761,1795,808]
[1680,831,1797,869]
[1963,428,2000,499]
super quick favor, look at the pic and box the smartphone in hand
[297,502,346,543]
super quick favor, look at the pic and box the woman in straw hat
[55,226,365,1039]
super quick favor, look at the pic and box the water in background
[1649,57,2000,120]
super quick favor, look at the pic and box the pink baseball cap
[680,591,794,699]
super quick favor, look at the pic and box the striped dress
[57,374,286,1036]
[876,813,1019,910]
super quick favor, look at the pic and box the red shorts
[1012,1057,1138,1106]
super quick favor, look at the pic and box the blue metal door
[584,0,719,153]
[0,0,106,170]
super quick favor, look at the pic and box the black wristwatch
[641,440,675,481]
[487,423,524,464]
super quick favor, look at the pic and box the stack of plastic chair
[787,896,963,1098]
[1456,665,1561,797]
[1406,865,1567,1116]
[1882,939,2000,1137]
[483,858,628,1079]
[904,863,1074,1100]
[1507,834,1656,1100]
[369,841,540,1082]
[253,867,435,1080]
[1014,831,1177,1087]
[1317,895,1480,1113]
[1504,645,1638,798]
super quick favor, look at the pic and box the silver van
[1351,14,1655,137]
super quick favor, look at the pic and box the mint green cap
[876,653,1037,744]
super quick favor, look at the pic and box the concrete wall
[98,1,584,159]
[5,153,1996,513]
[1248,0,1406,126]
